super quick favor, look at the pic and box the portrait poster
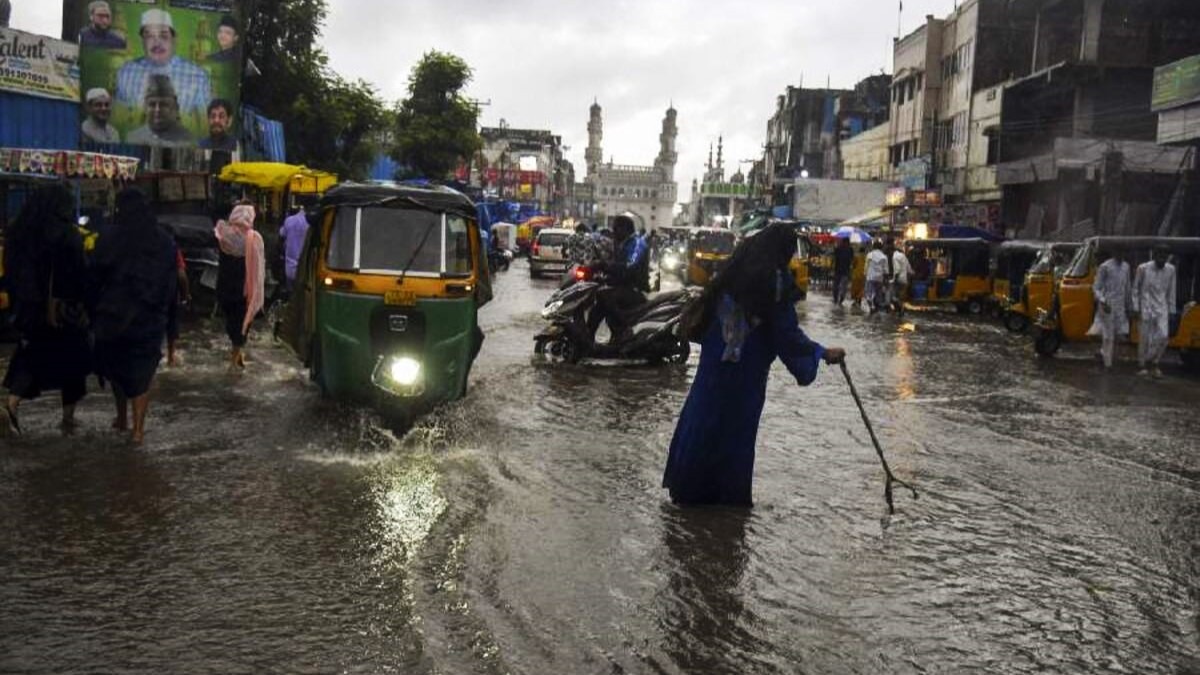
[71,0,242,148]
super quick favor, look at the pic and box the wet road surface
[2,260,1198,674]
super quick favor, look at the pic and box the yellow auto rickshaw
[1032,236,1200,371]
[905,238,995,313]
[992,241,1044,314]
[686,227,737,286]
[280,183,492,428]
[789,230,812,299]
[1002,242,1080,332]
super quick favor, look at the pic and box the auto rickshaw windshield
[327,206,474,277]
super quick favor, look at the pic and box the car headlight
[389,357,421,386]
[542,300,564,318]
[662,252,680,270]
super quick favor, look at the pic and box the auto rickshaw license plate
[385,290,417,307]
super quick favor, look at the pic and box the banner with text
[0,27,81,103]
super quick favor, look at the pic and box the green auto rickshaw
[280,183,492,427]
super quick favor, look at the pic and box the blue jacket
[607,235,650,292]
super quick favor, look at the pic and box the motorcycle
[487,248,513,274]
[534,266,698,364]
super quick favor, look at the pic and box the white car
[529,228,573,278]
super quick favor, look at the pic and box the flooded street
[2,261,1198,674]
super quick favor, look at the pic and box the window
[326,207,472,277]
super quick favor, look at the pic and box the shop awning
[218,162,338,193]
[839,208,888,229]
[0,147,140,181]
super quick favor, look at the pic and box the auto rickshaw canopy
[218,162,338,194]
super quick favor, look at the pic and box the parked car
[529,228,573,279]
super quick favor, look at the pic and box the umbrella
[833,226,872,244]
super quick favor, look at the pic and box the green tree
[242,0,385,180]
[391,51,482,180]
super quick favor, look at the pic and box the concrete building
[477,124,569,213]
[827,75,892,179]
[841,124,891,181]
[996,0,1200,237]
[887,16,944,188]
[584,101,679,231]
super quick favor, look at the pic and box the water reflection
[658,505,769,674]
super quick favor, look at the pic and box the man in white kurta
[1132,248,1177,377]
[1093,251,1132,369]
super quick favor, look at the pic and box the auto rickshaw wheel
[966,298,985,315]
[1004,312,1030,333]
[1180,349,1200,374]
[1034,329,1062,357]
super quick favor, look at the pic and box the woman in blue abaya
[663,223,846,506]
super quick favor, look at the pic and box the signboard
[0,27,81,102]
[885,187,907,207]
[1152,53,1200,112]
[71,0,242,148]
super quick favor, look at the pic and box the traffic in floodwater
[2,258,1198,674]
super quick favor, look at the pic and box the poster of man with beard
[69,0,242,149]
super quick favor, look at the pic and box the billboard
[70,0,241,148]
[0,26,81,103]
[1152,53,1200,113]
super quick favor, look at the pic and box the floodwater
[1,261,1198,674]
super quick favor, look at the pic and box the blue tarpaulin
[0,92,79,150]
[240,105,285,162]
[937,225,1005,242]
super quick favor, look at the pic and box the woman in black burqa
[663,223,846,506]
[90,187,178,444]
[2,185,91,435]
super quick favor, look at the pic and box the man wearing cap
[116,8,212,117]
[207,15,241,63]
[82,88,121,144]
[79,1,127,49]
[127,75,194,147]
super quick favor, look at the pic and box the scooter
[534,266,698,364]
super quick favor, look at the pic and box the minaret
[586,99,603,179]
[655,105,678,183]
[716,136,724,176]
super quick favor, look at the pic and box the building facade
[476,124,570,214]
[584,101,679,230]
[996,0,1200,237]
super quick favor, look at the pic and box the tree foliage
[242,0,385,180]
[391,51,482,180]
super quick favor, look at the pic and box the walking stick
[839,361,919,514]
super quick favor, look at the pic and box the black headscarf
[90,188,177,341]
[707,223,797,322]
[4,186,81,327]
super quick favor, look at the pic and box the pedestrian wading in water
[663,223,846,507]
[215,202,265,370]
[2,186,91,435]
[90,188,179,444]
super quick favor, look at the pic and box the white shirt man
[1092,253,1132,369]
[1132,250,1177,377]
[865,245,889,313]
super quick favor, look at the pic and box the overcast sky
[12,0,956,203]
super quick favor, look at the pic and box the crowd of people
[0,186,281,442]
[829,236,913,317]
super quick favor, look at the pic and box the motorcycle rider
[587,214,650,345]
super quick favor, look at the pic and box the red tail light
[574,266,592,281]
[532,242,540,257]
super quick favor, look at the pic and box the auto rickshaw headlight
[389,357,421,386]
